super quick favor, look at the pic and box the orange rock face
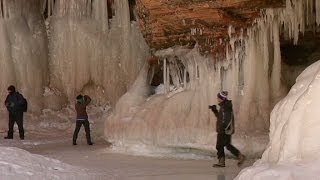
[136,0,285,53]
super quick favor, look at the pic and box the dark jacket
[211,100,235,135]
[4,92,25,114]
[75,95,91,120]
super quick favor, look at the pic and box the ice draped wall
[105,0,320,152]
[0,0,148,130]
[0,0,48,129]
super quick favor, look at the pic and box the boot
[212,157,225,167]
[238,154,246,166]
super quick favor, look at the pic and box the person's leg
[213,133,226,167]
[225,135,240,157]
[83,120,93,145]
[72,121,82,145]
[216,134,225,159]
[15,112,24,140]
[225,135,245,166]
[5,113,15,139]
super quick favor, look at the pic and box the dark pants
[216,133,240,159]
[7,112,24,139]
[73,120,92,144]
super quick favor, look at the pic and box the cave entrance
[148,56,189,95]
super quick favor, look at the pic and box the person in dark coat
[4,85,25,140]
[72,94,93,145]
[209,91,245,167]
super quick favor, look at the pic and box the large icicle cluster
[0,0,149,132]
[48,0,149,107]
[0,0,48,130]
[105,0,320,156]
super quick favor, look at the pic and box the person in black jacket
[209,91,245,167]
[4,85,25,140]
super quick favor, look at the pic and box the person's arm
[84,95,91,105]
[209,105,219,118]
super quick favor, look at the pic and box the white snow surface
[236,60,320,179]
[0,146,95,180]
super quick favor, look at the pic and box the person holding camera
[73,94,93,145]
[209,91,245,167]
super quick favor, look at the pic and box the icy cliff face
[236,60,320,179]
[0,0,148,131]
[105,0,320,155]
[0,0,48,129]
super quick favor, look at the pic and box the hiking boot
[4,136,13,139]
[87,142,93,145]
[212,157,225,167]
[73,141,77,145]
[238,154,246,166]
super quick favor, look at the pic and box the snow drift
[0,146,109,180]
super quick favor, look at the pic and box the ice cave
[0,0,320,179]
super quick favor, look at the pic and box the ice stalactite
[48,0,149,107]
[0,0,48,130]
[105,0,320,157]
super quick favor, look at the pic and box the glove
[209,105,217,110]
[6,102,14,107]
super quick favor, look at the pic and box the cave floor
[0,131,254,180]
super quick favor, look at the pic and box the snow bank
[236,60,320,179]
[0,146,101,180]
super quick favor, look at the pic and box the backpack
[225,111,235,135]
[22,97,27,112]
[20,95,28,112]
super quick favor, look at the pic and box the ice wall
[48,0,149,108]
[105,0,320,155]
[236,60,320,180]
[0,0,48,130]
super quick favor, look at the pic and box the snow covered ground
[0,135,254,180]
[236,60,320,179]
[0,146,108,180]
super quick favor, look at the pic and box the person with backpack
[4,85,27,140]
[72,94,93,145]
[209,91,245,167]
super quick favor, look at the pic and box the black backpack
[18,94,28,112]
[22,97,28,112]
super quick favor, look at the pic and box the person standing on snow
[73,94,93,145]
[209,91,245,167]
[4,85,27,140]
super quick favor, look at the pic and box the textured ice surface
[236,60,320,179]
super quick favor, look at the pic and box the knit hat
[217,91,228,100]
[7,85,16,92]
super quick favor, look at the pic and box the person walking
[209,91,245,167]
[73,94,93,145]
[4,85,27,140]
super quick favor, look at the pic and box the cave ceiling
[136,0,285,54]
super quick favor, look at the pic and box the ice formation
[48,0,149,106]
[0,0,148,132]
[236,60,320,180]
[105,0,320,156]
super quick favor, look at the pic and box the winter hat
[217,91,228,100]
[76,94,84,103]
[7,85,16,92]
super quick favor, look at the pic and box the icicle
[317,0,320,25]
[163,58,167,94]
